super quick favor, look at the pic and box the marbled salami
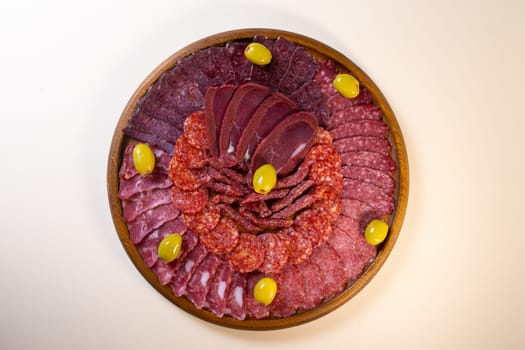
[227,233,265,273]
[181,202,221,234]
[171,186,208,214]
[199,216,239,255]
[257,233,289,273]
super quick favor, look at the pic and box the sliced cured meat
[311,184,343,221]
[119,142,171,180]
[121,127,175,154]
[340,198,381,228]
[169,243,208,297]
[342,165,395,194]
[199,216,239,255]
[296,259,325,310]
[312,127,333,146]
[277,45,320,95]
[126,111,183,145]
[240,208,293,229]
[270,180,315,213]
[340,150,396,172]
[227,233,265,273]
[333,136,392,156]
[136,217,187,267]
[207,167,241,187]
[305,143,342,167]
[206,181,246,198]
[268,264,305,317]
[205,85,237,158]
[211,194,239,205]
[226,272,246,320]
[271,193,317,219]
[150,230,198,285]
[216,167,246,185]
[208,46,235,86]
[185,254,222,309]
[245,272,270,319]
[342,178,395,215]
[226,41,251,84]
[122,188,172,222]
[241,188,289,204]
[219,204,261,233]
[257,233,289,274]
[206,260,234,317]
[236,92,296,166]
[168,157,208,191]
[289,80,329,126]
[309,160,344,192]
[278,227,313,264]
[274,161,309,189]
[326,104,382,130]
[174,136,207,169]
[171,186,208,214]
[309,244,347,299]
[118,173,172,200]
[294,208,333,247]
[181,202,221,234]
[248,35,275,84]
[330,119,389,140]
[127,203,180,244]
[251,111,318,175]
[175,50,210,94]
[183,110,208,150]
[218,83,271,165]
[266,37,297,88]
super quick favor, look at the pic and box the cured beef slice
[206,261,234,317]
[185,254,222,309]
[226,41,251,84]
[226,271,247,320]
[251,111,318,175]
[127,203,180,244]
[245,272,270,319]
[289,80,329,127]
[266,37,297,89]
[218,83,271,164]
[126,111,183,145]
[123,128,175,154]
[248,36,275,84]
[277,46,320,95]
[204,85,237,158]
[236,92,296,165]
[122,188,173,222]
[169,244,208,297]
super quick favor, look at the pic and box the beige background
[2,0,524,349]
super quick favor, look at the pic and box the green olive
[364,219,389,245]
[333,73,360,98]
[252,164,277,194]
[157,234,183,263]
[254,277,277,305]
[244,42,272,65]
[132,143,155,175]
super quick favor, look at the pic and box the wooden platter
[107,28,409,330]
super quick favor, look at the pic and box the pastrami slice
[204,85,237,158]
[250,111,318,175]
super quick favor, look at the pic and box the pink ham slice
[250,111,318,175]
[127,203,180,244]
[206,260,234,317]
[226,271,247,320]
[204,85,236,158]
[218,83,271,165]
[169,244,208,297]
[118,173,172,201]
[185,254,222,309]
[122,188,172,222]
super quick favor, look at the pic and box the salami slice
[311,184,343,221]
[340,198,381,227]
[181,202,220,234]
[339,150,396,172]
[174,135,207,169]
[278,227,313,264]
[327,104,383,130]
[169,157,208,191]
[305,144,342,168]
[342,178,395,215]
[333,136,392,156]
[206,260,234,317]
[294,208,333,247]
[296,259,325,310]
[309,160,344,192]
[171,186,208,214]
[309,244,346,299]
[312,127,333,146]
[257,233,289,273]
[183,110,208,150]
[227,233,265,273]
[268,264,306,317]
[226,272,246,320]
[245,272,270,319]
[330,119,389,140]
[342,165,395,194]
[199,216,239,255]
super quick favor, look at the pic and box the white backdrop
[1,0,524,349]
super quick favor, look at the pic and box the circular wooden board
[107,28,409,330]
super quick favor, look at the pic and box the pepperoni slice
[305,144,342,168]
[182,202,221,234]
[313,127,333,146]
[294,208,333,247]
[183,111,208,150]
[174,136,207,169]
[277,227,313,264]
[169,157,207,191]
[257,233,289,274]
[199,216,239,255]
[227,233,265,273]
[312,184,343,220]
[171,186,208,214]
[309,160,344,192]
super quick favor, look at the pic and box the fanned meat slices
[227,233,265,273]
[205,85,237,158]
[226,272,247,320]
[118,173,172,200]
[333,136,392,156]
[330,119,389,140]
[342,165,395,194]
[342,178,395,215]
[340,150,396,172]
[127,203,180,244]
[169,244,208,297]
[185,254,222,309]
[122,188,172,222]
[206,261,234,317]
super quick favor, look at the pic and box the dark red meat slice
[122,188,172,222]
[248,35,275,84]
[211,194,239,205]
[251,111,318,175]
[169,157,208,191]
[207,167,241,187]
[199,216,239,255]
[236,92,296,166]
[342,178,395,215]
[227,233,265,273]
[171,186,208,214]
[206,260,234,317]
[226,41,251,84]
[270,180,315,213]
[219,204,261,233]
[183,110,208,150]
[174,136,207,169]
[340,150,396,172]
[216,167,246,185]
[309,244,347,299]
[271,193,317,219]
[241,188,289,204]
[126,111,183,145]
[121,127,175,154]
[340,198,381,229]
[266,37,297,89]
[206,181,246,198]
[278,227,312,264]
[240,208,293,229]
[274,161,309,189]
[305,144,342,167]
[119,173,172,200]
[245,272,270,319]
[127,203,180,244]
[119,142,171,180]
[294,208,333,247]
[296,259,325,310]
[218,83,271,165]
[342,165,395,194]
[309,160,344,192]
[208,46,235,86]
[181,202,221,235]
[174,50,210,94]
[268,264,306,317]
[185,254,222,309]
[226,272,246,320]
[169,243,208,297]
[136,217,187,267]
[278,46,320,95]
[333,136,392,156]
[330,119,389,140]
[205,85,237,158]
[257,233,289,274]
[289,80,329,126]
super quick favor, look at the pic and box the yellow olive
[252,164,277,194]
[364,219,389,245]
[254,277,277,306]
[157,233,183,263]
[132,143,155,175]
[333,73,360,98]
[244,42,272,65]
